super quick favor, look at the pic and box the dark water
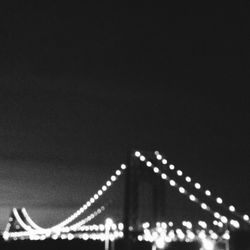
[0,239,202,250]
[0,239,204,250]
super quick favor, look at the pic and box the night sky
[0,3,249,230]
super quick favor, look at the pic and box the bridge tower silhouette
[123,150,166,250]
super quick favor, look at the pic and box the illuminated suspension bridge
[2,150,250,249]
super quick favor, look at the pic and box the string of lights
[49,163,127,232]
[152,150,250,225]
[69,205,106,231]
[134,151,237,229]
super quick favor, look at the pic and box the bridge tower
[123,150,166,249]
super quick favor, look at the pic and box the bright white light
[153,167,159,173]
[140,155,145,161]
[161,173,167,179]
[179,187,185,194]
[142,222,150,229]
[106,181,112,186]
[137,235,143,241]
[111,175,116,181]
[169,164,175,170]
[168,221,173,227]
[121,164,126,170]
[185,176,191,182]
[102,185,107,191]
[105,218,113,228]
[205,190,211,196]
[229,205,235,212]
[135,151,140,157]
[210,232,218,240]
[213,220,218,226]
[198,221,207,229]
[189,194,196,201]
[201,203,208,210]
[169,180,176,186]
[194,183,201,189]
[115,170,121,176]
[243,214,250,221]
[184,221,192,229]
[118,223,124,230]
[94,194,99,200]
[161,222,167,229]
[177,170,183,176]
[201,238,214,250]
[216,197,223,204]
[217,222,223,228]
[214,212,220,219]
[230,219,240,228]
[98,190,103,196]
[162,159,167,164]
[156,154,162,160]
[221,216,228,223]
[146,161,152,167]
[176,228,185,240]
[222,231,230,240]
[155,237,166,249]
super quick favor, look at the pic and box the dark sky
[0,2,249,229]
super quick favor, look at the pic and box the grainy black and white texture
[0,2,248,229]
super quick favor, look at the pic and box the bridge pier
[123,150,166,250]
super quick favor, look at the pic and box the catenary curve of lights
[3,163,127,237]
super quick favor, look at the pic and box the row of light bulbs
[134,151,235,228]
[49,164,127,232]
[152,151,250,225]
[68,206,105,231]
[4,163,127,239]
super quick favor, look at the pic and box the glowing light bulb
[243,214,249,221]
[179,187,185,194]
[169,164,175,170]
[153,167,159,173]
[189,195,196,201]
[146,161,152,167]
[216,197,223,204]
[121,164,126,170]
[230,220,240,228]
[116,170,121,176]
[214,212,220,219]
[177,170,183,176]
[162,159,167,164]
[185,176,191,182]
[229,205,235,212]
[140,156,145,161]
[156,154,162,160]
[201,203,208,210]
[221,216,228,223]
[169,180,176,186]
[161,173,167,179]
[205,190,211,196]
[135,151,140,157]
[168,221,173,227]
[194,183,201,189]
[198,221,207,229]
[111,175,116,181]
